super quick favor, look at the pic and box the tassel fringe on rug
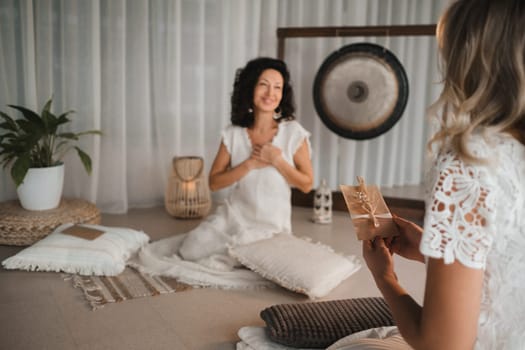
[64,267,192,310]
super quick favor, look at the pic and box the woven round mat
[0,198,101,246]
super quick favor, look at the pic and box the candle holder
[312,179,332,224]
[165,156,211,219]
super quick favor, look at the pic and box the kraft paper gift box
[340,177,398,241]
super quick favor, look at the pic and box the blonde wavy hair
[428,0,525,162]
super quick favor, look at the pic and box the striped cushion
[260,297,395,348]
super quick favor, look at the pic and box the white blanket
[236,327,316,350]
[128,233,275,289]
[236,326,408,350]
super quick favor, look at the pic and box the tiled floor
[0,204,426,350]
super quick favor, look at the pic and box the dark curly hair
[230,57,295,127]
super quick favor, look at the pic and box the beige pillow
[229,234,361,299]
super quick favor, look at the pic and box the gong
[313,42,409,140]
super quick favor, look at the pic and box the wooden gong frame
[278,25,436,140]
[276,25,437,60]
[279,25,436,217]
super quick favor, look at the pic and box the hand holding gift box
[340,176,399,241]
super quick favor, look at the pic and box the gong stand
[281,25,434,218]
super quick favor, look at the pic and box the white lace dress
[178,120,311,261]
[420,132,525,349]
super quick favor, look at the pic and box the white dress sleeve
[287,120,312,157]
[420,150,497,269]
[220,125,235,154]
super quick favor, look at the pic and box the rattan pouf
[0,198,101,246]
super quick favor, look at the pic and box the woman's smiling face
[252,69,283,114]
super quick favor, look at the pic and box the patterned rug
[65,266,192,310]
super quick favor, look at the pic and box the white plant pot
[17,164,65,211]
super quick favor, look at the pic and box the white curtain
[0,0,447,213]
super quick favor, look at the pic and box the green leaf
[75,146,92,174]
[56,111,74,125]
[0,131,18,142]
[0,112,18,132]
[16,119,44,136]
[41,109,56,133]
[11,154,31,187]
[76,130,103,137]
[57,132,78,140]
[8,104,44,127]
[41,97,53,114]
[0,121,18,132]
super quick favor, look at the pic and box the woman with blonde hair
[355,1,525,349]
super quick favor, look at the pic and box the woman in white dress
[178,57,313,262]
[357,1,525,349]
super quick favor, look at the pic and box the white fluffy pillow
[229,234,361,299]
[2,223,150,276]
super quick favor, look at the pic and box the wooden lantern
[165,156,211,219]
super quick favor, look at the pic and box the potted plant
[0,97,101,210]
